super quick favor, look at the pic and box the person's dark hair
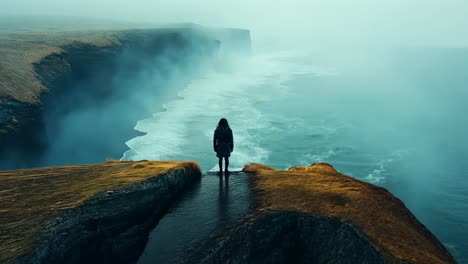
[218,118,229,128]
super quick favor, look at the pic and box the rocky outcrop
[196,163,456,264]
[200,211,386,264]
[0,160,202,264]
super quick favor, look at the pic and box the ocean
[123,48,468,262]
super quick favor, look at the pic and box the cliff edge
[0,160,201,264]
[198,163,456,264]
[0,161,456,263]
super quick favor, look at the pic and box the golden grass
[0,27,195,104]
[0,160,200,262]
[0,31,126,103]
[244,163,455,264]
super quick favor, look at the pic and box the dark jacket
[213,127,234,158]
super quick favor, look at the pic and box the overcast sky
[2,0,468,47]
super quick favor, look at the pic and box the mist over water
[123,47,468,262]
[13,33,216,169]
[122,51,315,170]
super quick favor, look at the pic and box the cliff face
[200,211,387,264]
[197,163,456,264]
[0,26,251,169]
[0,160,201,264]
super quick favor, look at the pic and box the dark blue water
[138,172,252,263]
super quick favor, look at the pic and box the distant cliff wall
[0,26,251,169]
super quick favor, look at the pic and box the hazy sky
[2,0,468,47]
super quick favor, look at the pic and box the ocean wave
[300,145,354,164]
[357,149,410,184]
[122,52,322,171]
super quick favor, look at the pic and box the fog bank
[2,0,468,49]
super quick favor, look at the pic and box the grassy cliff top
[0,160,200,262]
[0,26,197,104]
[0,30,124,103]
[243,163,456,264]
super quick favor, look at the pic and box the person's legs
[218,157,223,171]
[224,157,229,172]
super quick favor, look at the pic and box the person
[213,118,234,172]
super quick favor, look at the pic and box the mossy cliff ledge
[198,163,456,264]
[0,160,201,264]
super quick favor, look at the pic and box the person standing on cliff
[213,118,234,173]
